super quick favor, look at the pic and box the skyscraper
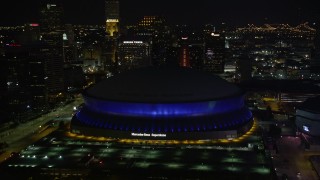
[203,32,225,74]
[179,37,191,68]
[104,0,120,74]
[117,40,151,72]
[0,52,8,124]
[39,2,63,35]
[39,1,65,103]
[105,0,120,37]
[63,24,77,63]
[2,44,31,122]
[28,49,47,110]
[135,16,170,66]
[236,55,253,82]
[173,25,204,69]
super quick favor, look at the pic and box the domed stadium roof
[85,66,243,103]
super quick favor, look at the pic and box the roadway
[272,136,319,180]
[0,97,83,164]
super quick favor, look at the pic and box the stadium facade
[71,67,253,140]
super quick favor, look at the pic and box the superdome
[71,67,253,140]
[85,67,243,102]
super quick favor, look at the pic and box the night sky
[0,0,319,26]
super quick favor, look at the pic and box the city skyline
[1,0,320,179]
[0,0,319,26]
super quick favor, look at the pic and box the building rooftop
[299,95,320,113]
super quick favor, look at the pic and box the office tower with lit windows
[104,0,120,73]
[117,40,151,72]
[6,42,51,113]
[39,2,65,103]
[21,23,41,44]
[203,32,226,74]
[136,16,161,37]
[236,55,253,82]
[0,23,49,119]
[105,0,120,37]
[179,37,191,68]
[28,43,49,110]
[2,44,31,122]
[173,25,204,69]
[0,53,8,123]
[135,16,171,66]
[189,44,204,70]
[39,2,64,35]
[18,23,50,111]
[63,24,77,63]
[178,38,203,69]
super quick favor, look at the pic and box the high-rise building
[104,0,120,73]
[179,37,190,68]
[173,26,204,69]
[21,23,41,44]
[39,1,65,102]
[1,23,52,119]
[236,55,253,82]
[117,40,151,72]
[189,43,204,70]
[135,16,171,66]
[2,44,31,122]
[28,43,49,110]
[179,45,190,68]
[105,0,120,37]
[203,32,225,74]
[39,3,63,34]
[0,49,8,124]
[63,24,77,63]
[136,16,162,38]
[64,66,86,92]
[21,23,48,108]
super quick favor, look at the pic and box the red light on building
[30,23,39,27]
[179,45,190,68]
[6,43,21,47]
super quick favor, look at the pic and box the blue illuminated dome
[71,66,253,140]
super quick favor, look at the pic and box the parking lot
[0,129,274,179]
